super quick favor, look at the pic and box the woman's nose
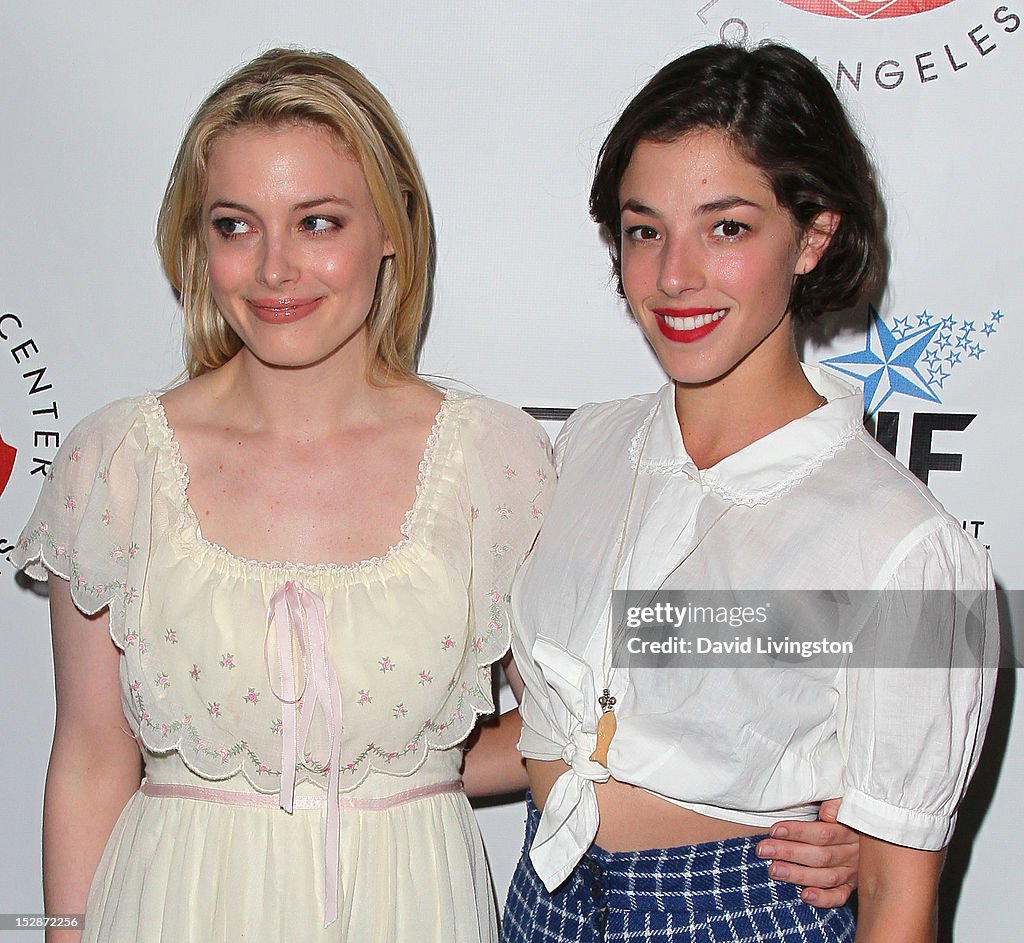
[656,238,703,296]
[256,232,299,288]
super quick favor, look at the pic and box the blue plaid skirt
[502,795,855,942]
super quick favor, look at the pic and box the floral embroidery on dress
[138,678,281,773]
[338,683,474,776]
[480,590,509,654]
[17,518,136,603]
[12,393,554,792]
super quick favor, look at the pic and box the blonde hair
[156,48,434,381]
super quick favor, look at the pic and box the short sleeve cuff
[837,787,955,850]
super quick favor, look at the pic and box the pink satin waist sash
[141,777,464,811]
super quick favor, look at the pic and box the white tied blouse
[511,365,998,892]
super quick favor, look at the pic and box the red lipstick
[652,307,727,344]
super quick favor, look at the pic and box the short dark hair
[590,43,883,321]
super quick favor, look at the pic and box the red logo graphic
[779,0,958,18]
[0,430,16,497]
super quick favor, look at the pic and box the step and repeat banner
[2,1,1020,938]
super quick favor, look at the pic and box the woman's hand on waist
[756,797,859,908]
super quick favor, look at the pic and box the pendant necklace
[588,384,828,767]
[588,398,734,768]
[588,400,659,768]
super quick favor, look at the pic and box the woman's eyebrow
[620,195,763,218]
[206,196,354,214]
[620,198,660,217]
[293,195,353,211]
[695,196,762,215]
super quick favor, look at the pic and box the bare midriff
[527,758,767,852]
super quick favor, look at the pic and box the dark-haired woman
[504,43,997,942]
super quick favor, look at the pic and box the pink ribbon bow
[265,580,343,926]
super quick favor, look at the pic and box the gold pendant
[589,709,617,768]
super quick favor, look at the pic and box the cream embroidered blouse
[511,366,998,891]
[16,389,553,795]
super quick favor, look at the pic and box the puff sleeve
[836,520,998,849]
[458,397,554,717]
[12,398,147,619]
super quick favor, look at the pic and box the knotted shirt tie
[527,636,611,892]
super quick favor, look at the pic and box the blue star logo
[892,316,912,339]
[821,305,1003,416]
[822,306,941,415]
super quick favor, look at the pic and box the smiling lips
[652,307,727,343]
[246,297,324,323]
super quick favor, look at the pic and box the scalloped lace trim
[627,394,863,502]
[627,396,697,477]
[703,418,863,507]
[141,389,460,574]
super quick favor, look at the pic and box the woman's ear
[795,211,841,275]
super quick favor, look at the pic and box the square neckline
[142,388,459,574]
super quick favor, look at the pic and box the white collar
[628,365,865,507]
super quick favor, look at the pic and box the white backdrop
[1,1,1020,939]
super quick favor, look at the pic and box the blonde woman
[15,49,552,942]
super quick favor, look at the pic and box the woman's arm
[461,708,528,798]
[462,655,528,798]
[757,798,859,907]
[44,582,143,942]
[855,835,944,942]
